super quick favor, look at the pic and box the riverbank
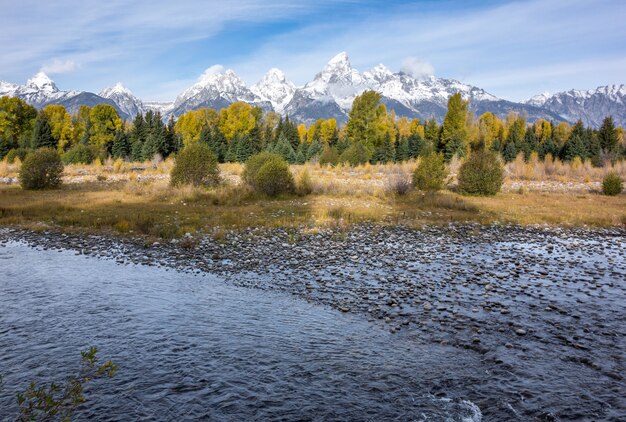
[1,223,625,420]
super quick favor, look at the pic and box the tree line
[1,92,624,165]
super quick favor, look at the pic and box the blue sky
[1,0,625,102]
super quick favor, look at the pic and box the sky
[1,0,625,102]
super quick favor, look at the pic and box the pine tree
[424,118,440,143]
[235,133,253,162]
[407,133,424,158]
[111,129,131,159]
[561,121,588,161]
[503,140,517,162]
[523,129,538,161]
[273,134,297,163]
[31,112,55,149]
[395,137,410,162]
[598,116,618,153]
[440,93,469,160]
[306,140,323,161]
[371,132,394,164]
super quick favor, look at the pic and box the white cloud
[41,59,79,74]
[400,57,434,80]
[200,64,225,79]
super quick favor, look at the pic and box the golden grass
[1,157,625,239]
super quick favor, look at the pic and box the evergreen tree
[164,116,178,156]
[407,133,424,158]
[225,137,238,162]
[234,133,253,162]
[522,129,538,161]
[502,139,518,162]
[306,140,323,161]
[248,125,263,155]
[272,134,297,163]
[111,129,131,159]
[561,121,588,161]
[395,137,410,162]
[371,132,394,164]
[598,116,618,153]
[424,118,440,143]
[80,119,92,146]
[31,112,55,149]
[440,93,469,160]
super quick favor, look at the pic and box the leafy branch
[16,347,117,422]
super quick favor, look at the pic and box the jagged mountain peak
[99,82,144,118]
[26,71,58,92]
[363,64,394,83]
[251,68,296,113]
[100,82,134,97]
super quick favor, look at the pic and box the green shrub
[602,172,623,196]
[319,146,340,167]
[19,148,64,190]
[340,142,369,166]
[242,152,283,189]
[457,150,504,196]
[62,144,97,164]
[6,148,28,164]
[412,152,448,192]
[254,157,295,197]
[170,142,220,187]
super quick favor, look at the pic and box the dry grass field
[1,156,625,239]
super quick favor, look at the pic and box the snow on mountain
[0,81,19,97]
[251,68,296,114]
[99,82,145,118]
[2,55,621,127]
[0,72,128,119]
[169,67,271,118]
[145,102,174,116]
[525,84,626,127]
[525,91,552,107]
[284,52,504,124]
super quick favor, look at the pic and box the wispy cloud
[401,57,434,80]
[0,0,624,102]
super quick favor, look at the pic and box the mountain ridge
[1,54,624,127]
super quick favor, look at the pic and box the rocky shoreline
[1,223,625,419]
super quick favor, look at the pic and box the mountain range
[1,52,624,128]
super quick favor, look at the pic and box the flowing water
[0,239,624,421]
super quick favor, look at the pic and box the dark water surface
[1,237,624,421]
[1,242,481,421]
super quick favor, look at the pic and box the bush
[602,172,623,196]
[62,144,96,164]
[457,150,504,196]
[170,142,219,187]
[340,142,369,166]
[412,152,448,192]
[6,148,28,164]
[296,168,313,196]
[319,146,340,167]
[242,152,283,189]
[254,157,295,197]
[386,175,412,196]
[19,148,64,190]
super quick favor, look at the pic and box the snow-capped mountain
[99,83,145,118]
[525,85,626,128]
[2,55,621,127]
[251,68,296,114]
[169,68,271,118]
[282,52,563,124]
[0,72,129,119]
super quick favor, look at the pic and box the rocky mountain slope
[525,85,626,127]
[1,55,623,127]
